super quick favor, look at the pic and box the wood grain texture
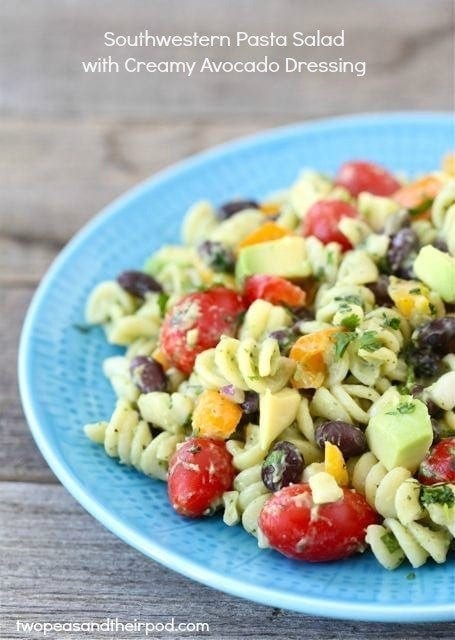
[0,0,453,118]
[0,118,270,278]
[1,0,454,636]
[1,482,454,640]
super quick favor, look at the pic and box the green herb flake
[334,331,356,359]
[157,292,170,316]
[341,314,360,331]
[358,330,382,352]
[420,485,455,508]
[381,531,401,554]
[429,302,437,316]
[406,572,416,581]
[409,287,421,295]
[335,294,363,307]
[383,315,401,330]
[386,401,416,416]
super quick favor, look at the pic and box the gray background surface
[1,1,454,638]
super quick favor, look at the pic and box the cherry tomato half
[301,200,358,251]
[160,287,245,374]
[418,437,455,485]
[335,160,401,197]
[259,483,378,562]
[168,437,235,517]
[243,275,306,307]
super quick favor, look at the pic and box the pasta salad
[84,157,455,570]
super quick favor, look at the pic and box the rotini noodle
[84,399,184,481]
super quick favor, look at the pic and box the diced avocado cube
[236,236,311,283]
[413,245,455,303]
[259,388,300,451]
[366,396,433,473]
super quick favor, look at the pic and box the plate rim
[18,111,455,623]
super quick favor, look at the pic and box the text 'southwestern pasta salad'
[84,157,455,570]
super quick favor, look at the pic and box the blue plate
[19,113,455,622]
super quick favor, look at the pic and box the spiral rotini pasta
[137,392,193,433]
[222,464,271,536]
[349,453,452,568]
[85,281,137,325]
[238,299,292,341]
[102,356,139,403]
[310,384,380,425]
[84,156,454,573]
[84,399,184,481]
[194,336,294,393]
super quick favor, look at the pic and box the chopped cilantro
[409,198,433,217]
[381,531,401,554]
[334,331,356,359]
[429,302,437,316]
[409,287,421,295]
[341,314,360,330]
[358,331,382,352]
[383,315,401,330]
[386,401,416,416]
[157,292,170,316]
[406,572,416,581]
[335,294,363,307]
[420,485,455,508]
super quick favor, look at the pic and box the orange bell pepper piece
[324,441,349,486]
[192,389,242,439]
[393,175,442,219]
[289,328,340,389]
[238,222,289,249]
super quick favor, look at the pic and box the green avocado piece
[413,245,455,303]
[259,388,300,451]
[236,236,311,283]
[366,396,433,473]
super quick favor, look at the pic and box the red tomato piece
[335,160,401,197]
[301,200,358,251]
[243,275,306,307]
[259,483,378,562]
[418,437,455,485]
[168,437,235,517]
[160,287,245,374]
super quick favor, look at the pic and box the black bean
[292,306,315,322]
[218,199,259,220]
[406,345,441,378]
[367,275,393,307]
[117,270,163,298]
[261,441,304,492]
[240,391,259,415]
[431,418,443,445]
[197,240,235,273]
[387,228,419,277]
[411,385,444,419]
[269,328,297,355]
[315,421,367,459]
[432,238,448,253]
[383,210,411,236]
[130,356,167,393]
[416,318,455,355]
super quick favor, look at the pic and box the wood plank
[0,0,452,118]
[1,481,453,640]
[0,287,57,483]
[0,118,272,282]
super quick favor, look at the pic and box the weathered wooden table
[1,1,454,638]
